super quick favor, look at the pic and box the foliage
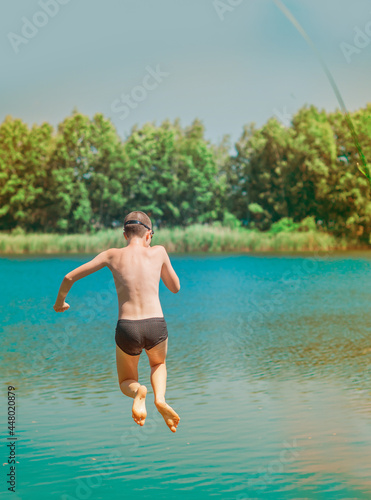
[270,218,300,234]
[0,104,370,242]
[222,211,242,229]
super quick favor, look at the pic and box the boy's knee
[118,376,133,386]
[150,361,165,369]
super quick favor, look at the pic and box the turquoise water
[1,253,371,499]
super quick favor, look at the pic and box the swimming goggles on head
[124,220,154,236]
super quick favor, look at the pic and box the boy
[53,211,181,433]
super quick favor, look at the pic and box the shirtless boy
[53,211,181,433]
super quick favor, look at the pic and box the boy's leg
[116,345,147,426]
[145,339,180,433]
[146,339,168,404]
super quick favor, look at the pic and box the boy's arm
[160,246,180,294]
[53,250,111,312]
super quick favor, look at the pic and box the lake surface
[1,252,371,499]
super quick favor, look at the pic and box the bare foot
[155,400,180,432]
[132,385,147,426]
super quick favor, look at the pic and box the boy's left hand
[53,301,70,313]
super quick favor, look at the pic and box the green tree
[0,116,54,231]
[228,119,289,230]
[174,118,224,225]
[47,110,128,232]
[123,118,223,227]
[286,105,337,224]
[325,105,371,240]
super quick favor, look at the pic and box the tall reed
[0,225,350,255]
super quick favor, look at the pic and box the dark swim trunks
[115,317,168,356]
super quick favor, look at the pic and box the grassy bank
[0,224,355,254]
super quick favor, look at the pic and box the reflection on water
[1,253,371,499]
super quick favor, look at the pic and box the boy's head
[123,211,153,239]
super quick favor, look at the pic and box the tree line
[0,104,370,241]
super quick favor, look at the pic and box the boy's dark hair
[124,211,152,238]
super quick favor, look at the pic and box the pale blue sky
[1,0,370,145]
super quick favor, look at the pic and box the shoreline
[3,250,371,260]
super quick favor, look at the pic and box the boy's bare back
[107,244,180,320]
